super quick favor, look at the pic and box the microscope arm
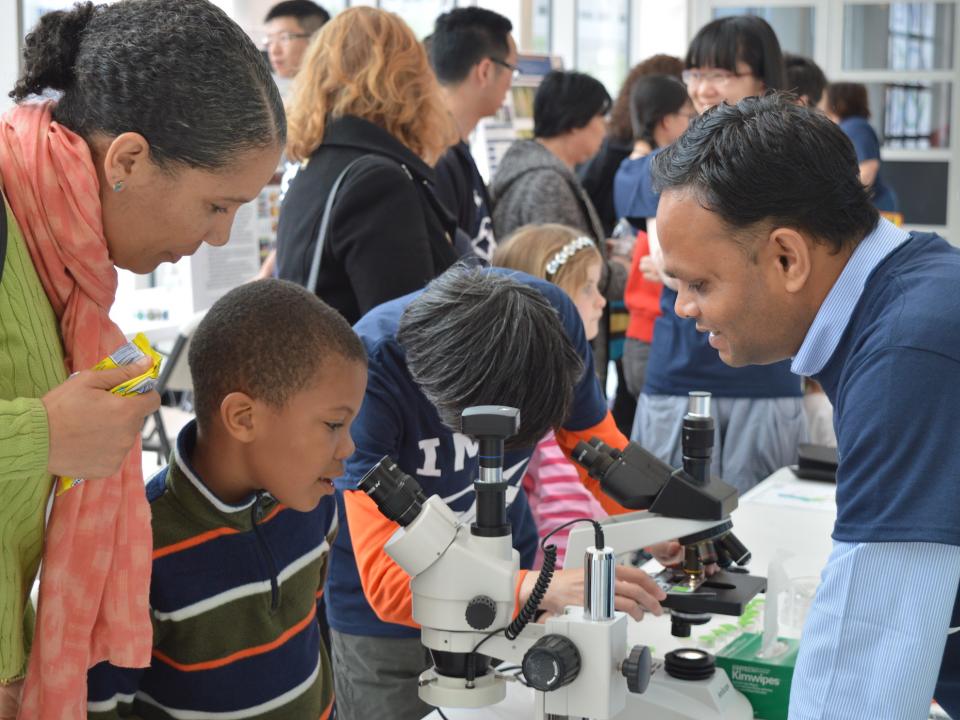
[565,512,728,570]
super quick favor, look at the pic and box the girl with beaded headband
[492,223,607,566]
[494,224,606,341]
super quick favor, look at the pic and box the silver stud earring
[113,180,124,192]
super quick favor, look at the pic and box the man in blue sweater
[649,93,959,720]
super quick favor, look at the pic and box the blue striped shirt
[788,221,960,719]
[791,218,909,377]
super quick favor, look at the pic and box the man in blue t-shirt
[650,93,960,720]
[328,266,676,720]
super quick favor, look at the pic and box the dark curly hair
[12,0,285,170]
[189,280,366,429]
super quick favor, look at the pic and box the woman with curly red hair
[276,7,462,324]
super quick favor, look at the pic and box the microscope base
[419,667,506,709]
[614,663,753,720]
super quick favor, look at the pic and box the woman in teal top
[825,82,898,213]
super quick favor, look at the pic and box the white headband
[545,236,596,278]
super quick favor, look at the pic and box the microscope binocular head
[572,438,739,521]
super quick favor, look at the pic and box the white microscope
[358,396,764,720]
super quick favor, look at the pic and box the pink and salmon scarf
[0,100,152,719]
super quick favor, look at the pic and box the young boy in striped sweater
[87,280,367,719]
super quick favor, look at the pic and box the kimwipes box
[714,632,800,720]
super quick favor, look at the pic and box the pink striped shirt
[522,431,607,568]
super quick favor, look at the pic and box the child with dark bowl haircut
[86,280,367,720]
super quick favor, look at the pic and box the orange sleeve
[555,411,634,516]
[513,569,530,617]
[347,490,532,625]
[343,489,419,628]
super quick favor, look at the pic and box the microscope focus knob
[521,635,581,692]
[465,595,498,630]
[621,645,652,694]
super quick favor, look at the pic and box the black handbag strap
[306,155,374,294]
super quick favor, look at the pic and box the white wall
[1,0,21,114]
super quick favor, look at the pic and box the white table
[423,468,838,719]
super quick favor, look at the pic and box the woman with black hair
[630,16,808,495]
[491,70,611,243]
[613,75,695,226]
[683,14,785,115]
[611,75,694,406]
[0,1,284,715]
[492,70,627,393]
[578,54,685,237]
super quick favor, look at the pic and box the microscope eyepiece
[572,441,618,480]
[358,456,427,528]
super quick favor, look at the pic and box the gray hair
[397,265,584,448]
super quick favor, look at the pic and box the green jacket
[0,197,65,682]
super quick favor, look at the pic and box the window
[531,0,551,53]
[323,0,349,14]
[859,81,952,149]
[575,0,629,96]
[712,6,816,56]
[378,0,455,38]
[476,0,522,38]
[843,3,955,70]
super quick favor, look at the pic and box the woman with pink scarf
[0,2,285,717]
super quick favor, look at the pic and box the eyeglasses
[682,69,752,87]
[489,57,520,80]
[261,31,312,48]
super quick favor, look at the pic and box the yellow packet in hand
[56,333,163,496]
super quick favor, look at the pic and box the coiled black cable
[469,517,605,661]
[505,542,557,640]
[504,517,604,641]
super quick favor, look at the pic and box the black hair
[686,15,786,91]
[13,0,285,171]
[534,71,612,139]
[264,0,330,33]
[826,82,871,120]
[189,280,366,430]
[630,74,691,147]
[397,266,584,449]
[651,93,878,254]
[784,53,827,106]
[431,7,513,85]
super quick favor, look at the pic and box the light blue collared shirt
[791,218,909,377]
[788,219,960,720]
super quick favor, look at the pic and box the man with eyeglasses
[263,0,330,80]
[253,0,330,282]
[430,7,518,262]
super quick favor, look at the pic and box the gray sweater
[491,139,606,242]
[490,139,626,385]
